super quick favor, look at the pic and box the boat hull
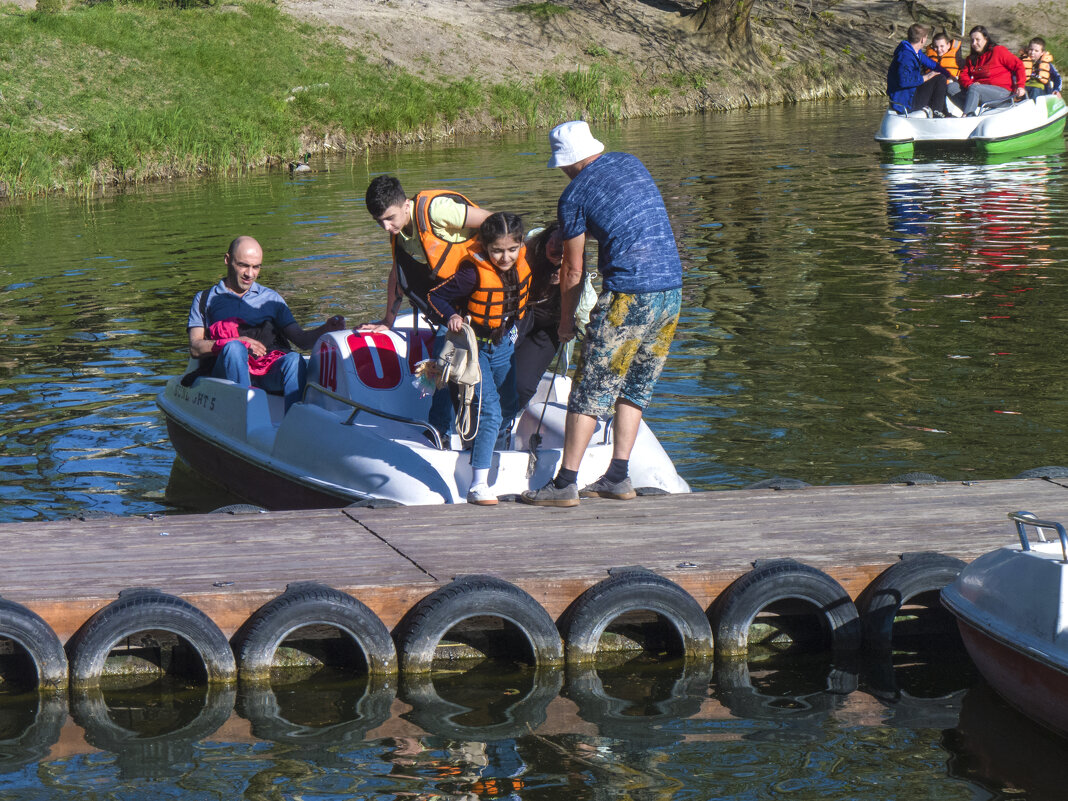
[954,617,1068,736]
[875,95,1068,158]
[157,328,690,509]
[943,540,1068,737]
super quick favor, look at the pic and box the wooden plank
[2,479,1066,641]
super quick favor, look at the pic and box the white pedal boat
[876,94,1067,158]
[157,318,689,508]
[942,512,1068,736]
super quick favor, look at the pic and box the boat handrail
[1008,511,1068,562]
[303,381,443,450]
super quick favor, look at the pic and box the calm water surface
[1,99,1067,796]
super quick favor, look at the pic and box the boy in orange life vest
[1020,37,1062,99]
[361,175,493,441]
[428,212,531,505]
[927,31,964,98]
[360,175,492,333]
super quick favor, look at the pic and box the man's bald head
[223,236,264,295]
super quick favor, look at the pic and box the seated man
[1020,36,1063,99]
[187,236,346,412]
[887,23,952,116]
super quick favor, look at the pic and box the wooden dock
[6,477,1068,643]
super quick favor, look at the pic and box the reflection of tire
[713,656,854,731]
[400,666,562,741]
[0,596,68,689]
[856,552,965,651]
[209,504,267,514]
[887,472,946,485]
[558,568,713,664]
[67,588,237,688]
[394,575,563,674]
[710,559,862,657]
[1014,466,1068,480]
[237,673,395,746]
[864,652,968,730]
[744,477,810,490]
[71,684,235,779]
[0,692,67,775]
[236,582,397,680]
[564,660,712,746]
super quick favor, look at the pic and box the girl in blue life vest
[427,212,532,505]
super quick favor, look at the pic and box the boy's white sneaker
[467,483,498,506]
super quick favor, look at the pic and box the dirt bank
[279,0,1065,121]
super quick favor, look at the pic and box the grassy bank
[0,1,633,197]
[0,1,1064,199]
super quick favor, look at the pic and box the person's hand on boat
[1014,86,1027,100]
[447,314,464,333]
[558,318,576,344]
[357,321,391,333]
[237,336,267,358]
[324,314,346,332]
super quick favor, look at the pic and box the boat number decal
[339,331,436,391]
[318,341,339,391]
[173,383,216,411]
[347,333,402,390]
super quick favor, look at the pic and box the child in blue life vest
[427,212,532,505]
[1020,37,1062,99]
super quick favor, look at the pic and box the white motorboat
[157,318,690,508]
[875,94,1067,158]
[942,511,1068,736]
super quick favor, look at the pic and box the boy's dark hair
[479,211,524,245]
[907,23,929,44]
[1029,36,1046,49]
[365,175,407,217]
[932,31,951,44]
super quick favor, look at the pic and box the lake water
[1,99,1067,796]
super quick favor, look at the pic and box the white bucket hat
[546,120,605,168]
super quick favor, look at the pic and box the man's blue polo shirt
[187,280,297,330]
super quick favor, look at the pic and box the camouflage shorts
[568,288,681,418]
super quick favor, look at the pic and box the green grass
[0,1,628,197]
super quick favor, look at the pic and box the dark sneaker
[519,480,580,507]
[580,475,637,500]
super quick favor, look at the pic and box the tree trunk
[692,0,757,49]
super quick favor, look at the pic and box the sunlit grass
[0,1,630,197]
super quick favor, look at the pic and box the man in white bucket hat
[521,121,683,507]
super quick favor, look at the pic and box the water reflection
[0,650,1038,798]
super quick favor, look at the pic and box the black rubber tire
[400,666,562,741]
[713,656,855,726]
[0,692,67,775]
[744,477,810,490]
[856,552,966,651]
[0,596,68,690]
[564,659,712,746]
[237,673,395,747]
[209,504,267,514]
[235,582,397,680]
[886,472,946,485]
[71,684,235,778]
[66,588,237,688]
[1014,465,1068,480]
[393,575,564,674]
[558,568,713,664]
[710,559,862,657]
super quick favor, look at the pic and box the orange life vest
[391,190,478,314]
[925,40,962,78]
[1020,50,1053,87]
[464,248,532,335]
